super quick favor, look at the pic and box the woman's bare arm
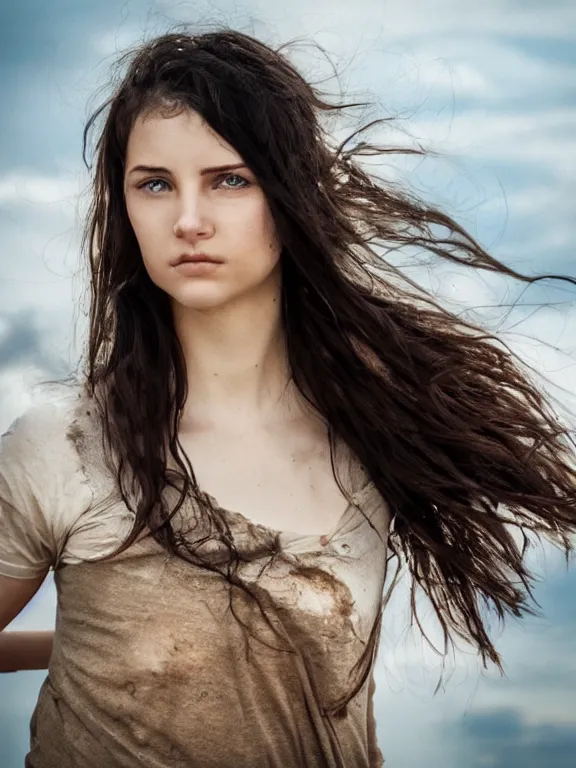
[0,630,54,673]
[0,571,52,672]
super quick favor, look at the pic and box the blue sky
[1,1,575,766]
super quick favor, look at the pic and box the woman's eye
[137,174,249,194]
[219,173,250,190]
[139,179,170,194]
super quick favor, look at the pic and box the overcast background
[1,1,575,766]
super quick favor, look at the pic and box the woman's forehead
[125,111,240,167]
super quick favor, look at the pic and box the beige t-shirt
[0,385,391,767]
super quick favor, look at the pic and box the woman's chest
[54,526,388,718]
[176,424,356,536]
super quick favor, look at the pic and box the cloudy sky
[1,0,575,766]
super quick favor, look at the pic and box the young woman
[1,28,575,768]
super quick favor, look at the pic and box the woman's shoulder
[0,380,97,577]
[1,380,90,457]
[0,379,103,524]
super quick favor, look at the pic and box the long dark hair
[78,26,576,677]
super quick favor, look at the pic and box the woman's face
[123,109,282,311]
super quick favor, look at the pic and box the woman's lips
[171,253,223,266]
[174,260,222,276]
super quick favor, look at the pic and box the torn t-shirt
[0,384,392,767]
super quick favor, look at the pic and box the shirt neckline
[201,476,376,544]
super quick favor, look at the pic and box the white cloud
[357,108,576,185]
[0,171,86,341]
[481,184,572,220]
[252,0,576,42]
[401,39,576,102]
[0,316,10,345]
[0,172,84,207]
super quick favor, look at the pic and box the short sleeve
[0,401,70,578]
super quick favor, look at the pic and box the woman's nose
[173,196,213,239]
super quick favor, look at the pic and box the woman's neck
[173,291,301,430]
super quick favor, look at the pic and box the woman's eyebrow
[127,162,247,176]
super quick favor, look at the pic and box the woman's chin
[170,287,233,312]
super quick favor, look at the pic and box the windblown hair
[79,26,576,676]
